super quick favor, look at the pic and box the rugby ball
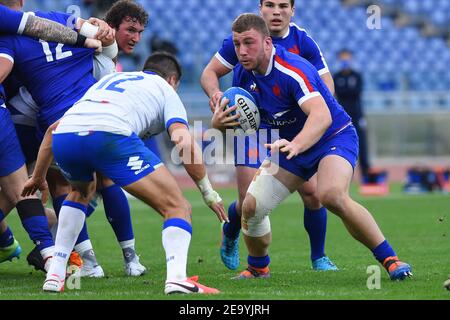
[222,87,260,135]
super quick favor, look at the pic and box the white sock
[119,239,135,250]
[74,239,98,267]
[74,239,93,255]
[162,225,191,282]
[40,246,54,260]
[47,204,86,280]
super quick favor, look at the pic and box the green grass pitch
[1,185,449,300]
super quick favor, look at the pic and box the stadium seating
[380,0,450,28]
[23,0,450,98]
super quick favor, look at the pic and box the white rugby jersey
[55,71,188,139]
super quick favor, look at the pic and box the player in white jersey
[23,52,226,294]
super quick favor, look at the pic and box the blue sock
[248,255,270,269]
[0,209,5,223]
[223,201,241,240]
[53,194,90,246]
[304,207,327,261]
[74,222,90,245]
[372,240,397,264]
[0,226,14,247]
[163,218,193,234]
[16,199,54,251]
[101,184,134,242]
[52,194,67,217]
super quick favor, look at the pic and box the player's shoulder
[221,34,234,46]
[273,46,318,83]
[141,71,177,94]
[288,23,311,38]
[288,23,319,44]
[33,10,70,24]
[274,45,314,71]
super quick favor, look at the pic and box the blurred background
[22,0,450,188]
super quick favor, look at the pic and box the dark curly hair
[105,0,149,29]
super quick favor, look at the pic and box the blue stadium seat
[22,0,450,95]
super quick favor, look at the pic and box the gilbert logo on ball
[222,87,260,135]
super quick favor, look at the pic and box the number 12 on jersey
[40,40,73,62]
[96,73,145,93]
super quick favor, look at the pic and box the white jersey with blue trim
[56,71,188,139]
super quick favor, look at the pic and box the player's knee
[299,190,322,210]
[242,193,257,220]
[318,187,347,214]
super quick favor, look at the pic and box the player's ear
[167,75,180,91]
[264,35,272,48]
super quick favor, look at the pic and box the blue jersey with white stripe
[0,5,28,105]
[232,45,351,146]
[217,23,329,75]
[0,11,96,128]
[0,5,28,35]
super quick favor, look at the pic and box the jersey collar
[272,25,291,40]
[281,25,291,39]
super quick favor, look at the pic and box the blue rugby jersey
[0,11,96,128]
[216,23,329,75]
[232,45,351,148]
[0,5,29,35]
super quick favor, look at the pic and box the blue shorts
[234,129,276,168]
[143,136,162,159]
[53,131,163,187]
[0,107,25,176]
[270,126,359,181]
[14,124,40,165]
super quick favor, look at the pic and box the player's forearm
[292,109,331,153]
[32,123,57,180]
[321,72,335,96]
[181,140,206,184]
[24,15,84,46]
[200,68,221,99]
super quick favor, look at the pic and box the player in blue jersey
[202,0,337,271]
[0,2,144,277]
[0,3,101,49]
[220,13,412,281]
[23,52,226,294]
[0,1,104,266]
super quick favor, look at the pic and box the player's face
[115,17,145,55]
[233,29,271,73]
[260,0,294,37]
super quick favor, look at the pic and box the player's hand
[209,91,223,113]
[211,98,240,131]
[84,38,103,53]
[202,190,228,223]
[22,176,49,204]
[88,17,116,45]
[265,139,302,160]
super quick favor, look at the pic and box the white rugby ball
[222,87,260,135]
